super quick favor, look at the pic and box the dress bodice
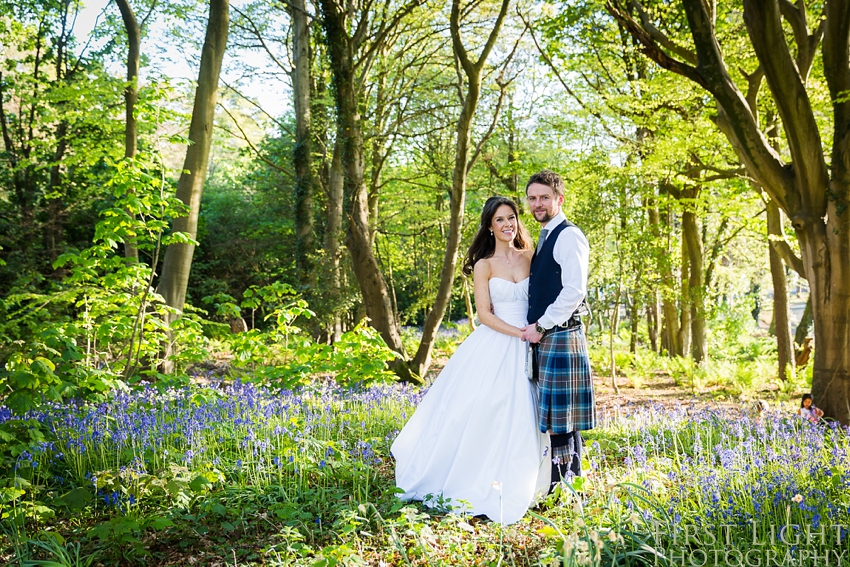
[489,277,529,327]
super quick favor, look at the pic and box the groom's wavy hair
[525,169,565,197]
[462,196,532,276]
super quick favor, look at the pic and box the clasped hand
[520,324,543,344]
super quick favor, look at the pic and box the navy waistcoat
[528,219,578,324]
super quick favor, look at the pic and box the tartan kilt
[537,326,596,434]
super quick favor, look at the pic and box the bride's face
[490,204,518,243]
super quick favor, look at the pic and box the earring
[490,230,493,235]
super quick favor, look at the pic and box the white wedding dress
[391,277,550,525]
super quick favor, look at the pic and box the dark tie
[536,229,549,254]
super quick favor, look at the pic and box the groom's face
[526,183,564,224]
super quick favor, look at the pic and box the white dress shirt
[536,211,590,330]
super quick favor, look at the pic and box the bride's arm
[473,260,524,338]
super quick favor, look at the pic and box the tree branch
[472,0,510,71]
[467,80,506,174]
[742,0,829,217]
[221,81,294,136]
[767,198,806,278]
[357,0,424,74]
[217,102,292,176]
[606,0,707,88]
[629,0,697,64]
[652,0,797,216]
[523,9,630,144]
[740,65,764,122]
[278,0,317,20]
[823,0,850,195]
[232,6,291,74]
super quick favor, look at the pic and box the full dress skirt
[391,277,550,525]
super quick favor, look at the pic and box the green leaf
[33,357,56,372]
[149,517,174,530]
[87,522,112,541]
[57,487,93,510]
[189,474,212,493]
[164,480,187,496]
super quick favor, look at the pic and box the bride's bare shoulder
[473,258,493,277]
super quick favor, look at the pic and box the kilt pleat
[537,326,596,434]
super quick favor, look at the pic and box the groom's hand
[521,324,543,344]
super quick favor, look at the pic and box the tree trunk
[610,278,621,393]
[795,294,813,346]
[629,291,639,354]
[678,228,691,358]
[367,69,387,249]
[649,186,680,356]
[682,200,706,364]
[407,0,510,379]
[116,0,141,263]
[325,138,345,342]
[800,202,850,423]
[607,0,850,422]
[158,0,230,365]
[646,289,659,353]
[45,122,68,264]
[291,0,314,285]
[318,0,415,380]
[767,201,794,381]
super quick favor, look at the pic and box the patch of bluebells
[0,380,422,496]
[605,402,850,532]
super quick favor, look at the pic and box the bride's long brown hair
[462,196,532,276]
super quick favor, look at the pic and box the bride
[391,196,550,525]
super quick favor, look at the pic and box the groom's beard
[533,209,554,223]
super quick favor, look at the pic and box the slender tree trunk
[45,122,68,264]
[463,276,476,332]
[795,294,813,346]
[610,279,621,393]
[649,186,680,356]
[337,101,404,365]
[407,64,478,377]
[629,291,639,354]
[682,200,706,364]
[646,289,659,352]
[368,70,387,249]
[325,138,344,342]
[291,0,314,285]
[679,230,691,358]
[44,13,71,265]
[116,0,141,263]
[767,201,794,381]
[408,0,510,378]
[158,0,230,370]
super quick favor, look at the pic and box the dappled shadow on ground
[592,369,801,421]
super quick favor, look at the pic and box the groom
[521,170,596,488]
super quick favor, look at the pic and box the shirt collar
[540,211,566,231]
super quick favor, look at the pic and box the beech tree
[158,0,230,365]
[608,0,850,422]
[115,0,158,263]
[408,0,512,378]
[318,0,425,381]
